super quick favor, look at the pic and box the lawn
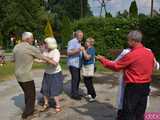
[0,62,46,81]
[0,57,111,81]
[0,57,159,81]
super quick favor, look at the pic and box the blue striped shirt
[67,38,82,68]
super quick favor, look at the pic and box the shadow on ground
[11,72,151,120]
[71,101,116,120]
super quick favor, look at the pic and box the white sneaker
[85,94,92,99]
[89,97,96,102]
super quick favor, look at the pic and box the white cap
[44,37,57,49]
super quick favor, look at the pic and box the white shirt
[44,49,61,74]
[115,48,131,61]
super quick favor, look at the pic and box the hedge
[68,16,160,60]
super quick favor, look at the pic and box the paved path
[0,70,160,120]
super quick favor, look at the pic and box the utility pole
[100,0,107,16]
[80,0,84,18]
[151,0,153,17]
[97,0,111,17]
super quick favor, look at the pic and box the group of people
[13,30,159,120]
[67,30,96,101]
[13,30,97,120]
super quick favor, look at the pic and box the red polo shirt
[99,44,155,84]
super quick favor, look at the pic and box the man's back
[13,42,42,82]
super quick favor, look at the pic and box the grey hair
[127,30,143,42]
[75,30,83,34]
[22,32,33,41]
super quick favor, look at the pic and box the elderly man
[67,30,83,100]
[97,30,155,120]
[13,32,53,119]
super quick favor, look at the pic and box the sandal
[40,104,49,112]
[55,106,62,113]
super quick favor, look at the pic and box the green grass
[1,57,159,81]
[0,58,68,80]
[0,62,15,77]
[0,58,109,80]
[0,62,46,80]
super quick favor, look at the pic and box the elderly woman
[13,32,53,119]
[81,37,96,102]
[40,37,63,113]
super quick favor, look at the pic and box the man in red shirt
[96,30,155,120]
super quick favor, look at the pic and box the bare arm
[41,56,58,66]
[34,59,46,63]
[82,48,91,60]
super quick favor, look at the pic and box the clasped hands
[80,46,106,60]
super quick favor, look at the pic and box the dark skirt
[40,72,63,97]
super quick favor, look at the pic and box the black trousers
[18,80,36,118]
[69,66,81,96]
[84,76,96,98]
[122,83,150,120]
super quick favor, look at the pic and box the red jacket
[99,44,155,84]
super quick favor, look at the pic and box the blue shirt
[67,38,82,68]
[83,47,96,65]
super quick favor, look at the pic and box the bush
[139,16,160,60]
[71,17,138,59]
[70,16,160,60]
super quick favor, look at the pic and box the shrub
[70,16,160,60]
[71,17,138,59]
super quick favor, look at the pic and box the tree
[60,16,72,49]
[47,0,92,20]
[105,12,112,18]
[117,10,129,18]
[129,0,138,17]
[0,0,48,48]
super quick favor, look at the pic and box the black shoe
[117,109,123,120]
[71,95,81,100]
[22,113,28,119]
[21,110,34,119]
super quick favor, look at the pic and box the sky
[88,0,160,16]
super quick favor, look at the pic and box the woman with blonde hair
[40,37,63,112]
[81,37,96,102]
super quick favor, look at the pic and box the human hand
[80,46,85,51]
[43,52,49,57]
[96,55,105,60]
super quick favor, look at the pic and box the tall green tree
[117,10,129,18]
[0,0,49,48]
[47,0,92,20]
[61,16,72,48]
[129,0,138,17]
